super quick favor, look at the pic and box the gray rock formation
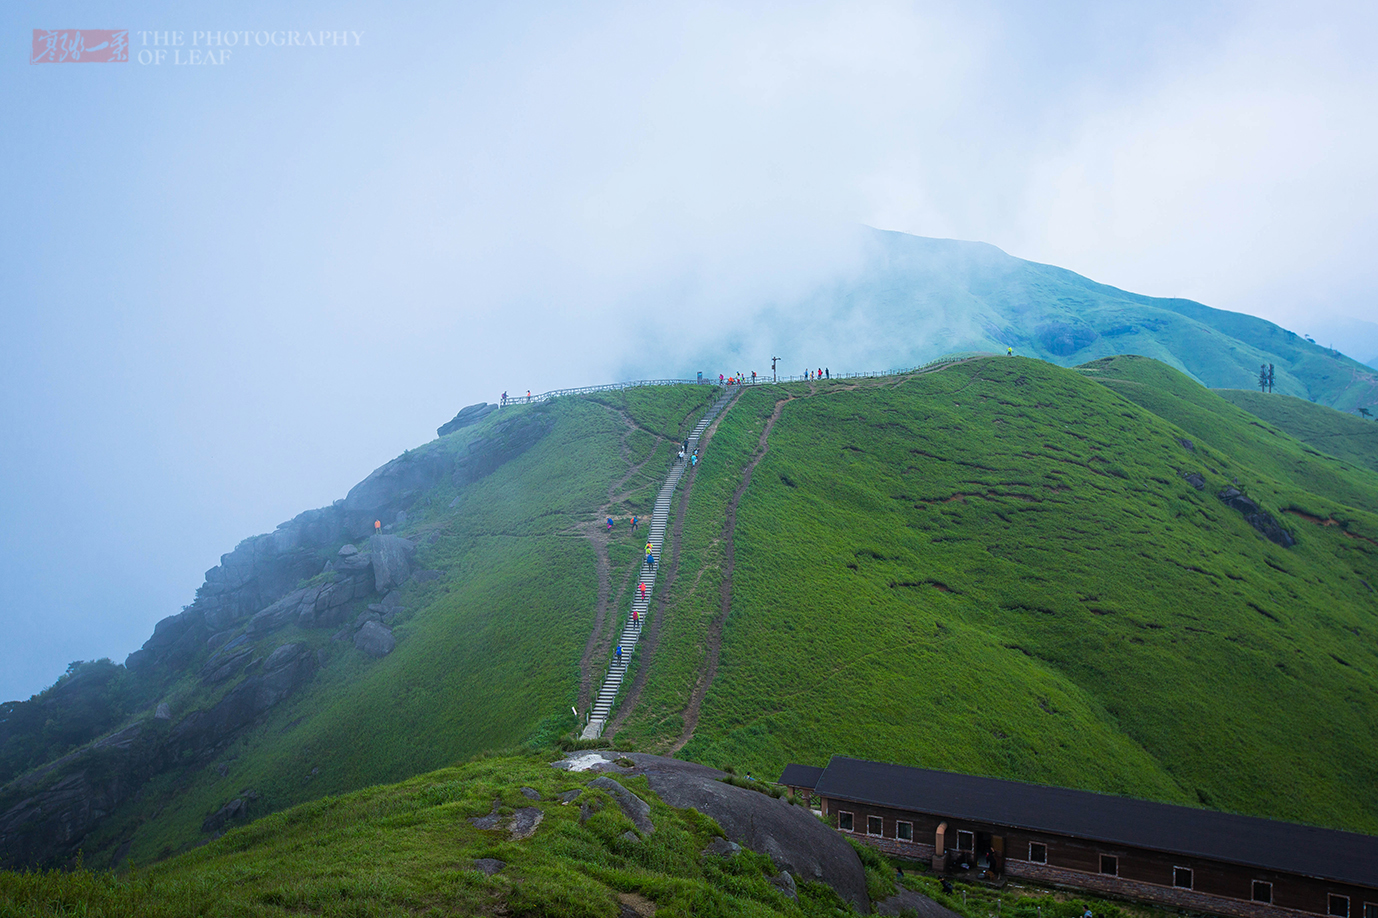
[473,857,505,875]
[344,410,553,538]
[369,535,415,592]
[438,402,497,437]
[588,776,655,835]
[703,837,742,858]
[770,870,798,901]
[560,753,868,911]
[1218,486,1296,547]
[0,722,163,869]
[202,789,260,835]
[5,404,555,871]
[354,621,396,658]
[171,643,316,752]
[469,798,503,830]
[509,806,543,840]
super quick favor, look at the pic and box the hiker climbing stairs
[581,386,737,740]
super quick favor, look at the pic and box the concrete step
[580,388,738,739]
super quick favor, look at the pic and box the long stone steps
[581,386,736,739]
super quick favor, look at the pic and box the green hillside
[0,385,717,870]
[1078,356,1378,514]
[7,355,1378,874]
[726,230,1378,416]
[614,357,1378,833]
[0,752,1155,918]
[0,754,834,918]
[1213,388,1378,476]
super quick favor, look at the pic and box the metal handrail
[499,378,702,406]
[500,352,995,406]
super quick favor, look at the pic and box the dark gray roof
[778,763,825,789]
[814,756,1378,890]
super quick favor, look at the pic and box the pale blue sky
[2,0,1376,702]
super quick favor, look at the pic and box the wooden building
[781,756,1378,918]
[780,763,824,806]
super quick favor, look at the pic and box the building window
[1028,843,1047,863]
[897,821,913,842]
[958,830,975,852]
[1252,882,1272,904]
[838,811,854,832]
[1330,896,1350,918]
[1100,855,1118,876]
[1362,903,1376,918]
[1173,867,1193,889]
[867,815,883,837]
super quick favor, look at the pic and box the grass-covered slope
[1079,356,1378,516]
[616,357,1378,834]
[0,754,856,918]
[1213,388,1378,476]
[60,385,717,868]
[0,751,1165,918]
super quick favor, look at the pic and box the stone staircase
[580,387,737,739]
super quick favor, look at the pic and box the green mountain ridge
[3,355,1377,875]
[719,230,1378,416]
[1212,388,1378,476]
[613,357,1378,832]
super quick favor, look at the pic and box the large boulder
[556,753,868,911]
[369,535,415,593]
[354,621,396,658]
[438,402,497,437]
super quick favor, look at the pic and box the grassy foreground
[618,357,1378,834]
[0,750,1180,918]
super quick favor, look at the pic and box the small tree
[1267,363,1275,393]
[1361,407,1373,420]
[1259,364,1269,393]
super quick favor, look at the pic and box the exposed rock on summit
[437,402,497,437]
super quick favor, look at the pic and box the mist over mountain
[1304,315,1378,371]
[689,229,1378,413]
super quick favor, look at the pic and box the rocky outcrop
[353,621,396,658]
[438,402,497,437]
[202,789,260,835]
[342,410,553,538]
[171,643,316,754]
[0,721,166,869]
[196,505,347,635]
[369,535,415,593]
[555,752,869,911]
[588,776,655,834]
[1218,486,1296,547]
[3,405,553,871]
